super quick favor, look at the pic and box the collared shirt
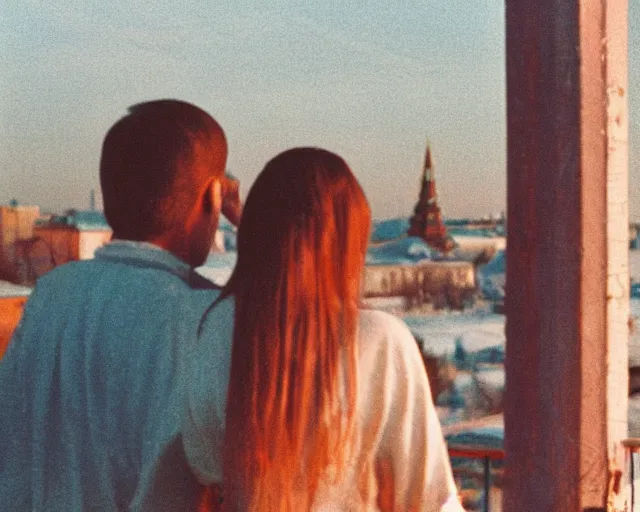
[0,241,234,511]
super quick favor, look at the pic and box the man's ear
[204,178,222,215]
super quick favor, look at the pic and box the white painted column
[605,2,630,510]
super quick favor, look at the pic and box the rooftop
[37,210,111,232]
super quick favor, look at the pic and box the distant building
[0,204,41,281]
[362,261,476,310]
[32,210,112,268]
[407,143,455,253]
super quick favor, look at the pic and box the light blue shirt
[0,241,234,511]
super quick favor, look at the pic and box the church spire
[407,141,454,253]
[421,142,437,205]
[422,141,433,182]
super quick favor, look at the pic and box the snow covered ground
[196,252,237,286]
[370,217,505,263]
[370,218,410,243]
[403,307,505,360]
[477,250,505,301]
[366,236,434,265]
[0,280,31,298]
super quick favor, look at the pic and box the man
[0,100,236,510]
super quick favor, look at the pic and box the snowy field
[0,280,32,298]
[197,252,237,286]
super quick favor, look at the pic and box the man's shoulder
[38,258,218,290]
[32,259,96,291]
[41,258,93,276]
[29,259,222,319]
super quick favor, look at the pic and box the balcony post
[504,0,628,510]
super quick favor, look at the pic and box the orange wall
[0,206,40,264]
[0,296,27,359]
[33,227,80,265]
[33,227,112,265]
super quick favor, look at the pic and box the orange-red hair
[222,148,371,511]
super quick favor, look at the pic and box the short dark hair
[100,99,227,240]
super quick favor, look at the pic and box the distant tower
[89,189,96,211]
[407,142,454,253]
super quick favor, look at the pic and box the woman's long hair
[222,148,371,511]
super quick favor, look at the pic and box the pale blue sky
[1,1,638,220]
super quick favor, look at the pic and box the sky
[0,1,638,221]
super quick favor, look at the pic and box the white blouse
[184,305,463,511]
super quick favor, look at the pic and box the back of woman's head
[223,148,371,511]
[231,147,370,304]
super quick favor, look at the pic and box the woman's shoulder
[356,309,423,372]
[357,308,415,344]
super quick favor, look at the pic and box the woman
[211,148,461,511]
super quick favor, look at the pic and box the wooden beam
[504,0,628,510]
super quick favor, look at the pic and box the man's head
[100,99,227,266]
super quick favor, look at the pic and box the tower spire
[422,140,433,182]
[421,142,437,206]
[407,140,454,253]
